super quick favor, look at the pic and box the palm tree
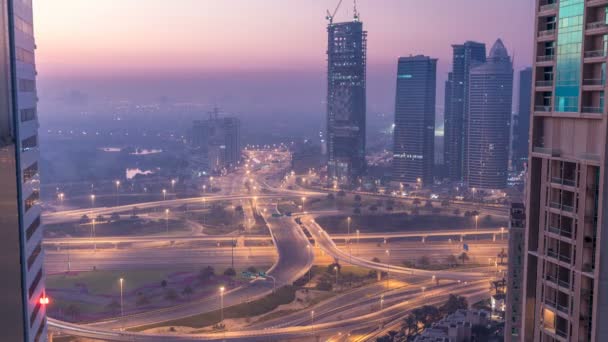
[403,314,417,337]
[497,248,507,265]
[459,252,469,265]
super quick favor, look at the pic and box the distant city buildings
[522,1,606,340]
[326,17,367,184]
[444,41,486,184]
[392,55,437,187]
[291,140,322,174]
[192,111,241,175]
[414,309,490,342]
[0,0,46,340]
[506,202,525,341]
[465,39,513,190]
[512,67,532,171]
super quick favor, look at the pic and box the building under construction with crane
[325,0,367,184]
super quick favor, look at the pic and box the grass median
[130,285,296,331]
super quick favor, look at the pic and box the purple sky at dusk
[34,0,535,119]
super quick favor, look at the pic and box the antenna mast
[353,0,359,21]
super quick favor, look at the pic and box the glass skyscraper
[0,0,45,341]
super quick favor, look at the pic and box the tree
[413,198,421,207]
[337,190,346,197]
[424,200,433,209]
[441,200,450,207]
[353,207,361,215]
[199,266,215,280]
[354,194,362,202]
[412,305,441,329]
[402,314,418,337]
[446,254,459,267]
[182,286,193,298]
[441,294,468,315]
[161,279,168,288]
[453,208,461,215]
[247,266,258,274]
[224,267,236,276]
[417,255,431,267]
[327,193,335,201]
[110,212,120,221]
[498,248,507,265]
[372,257,381,263]
[459,252,470,264]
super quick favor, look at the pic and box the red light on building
[39,297,49,305]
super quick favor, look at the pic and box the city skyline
[33,1,535,119]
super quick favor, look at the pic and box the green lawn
[131,285,297,331]
[47,269,179,295]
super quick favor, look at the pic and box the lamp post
[90,194,95,216]
[58,192,64,206]
[92,219,96,251]
[165,209,170,235]
[356,229,360,256]
[347,216,352,262]
[171,179,176,192]
[162,189,167,201]
[219,286,225,324]
[311,310,315,337]
[115,180,120,207]
[385,249,390,289]
[475,215,479,241]
[380,294,385,310]
[334,265,339,286]
[301,197,306,212]
[119,278,124,319]
[501,227,505,241]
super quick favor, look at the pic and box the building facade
[512,67,533,171]
[506,202,526,341]
[522,1,608,340]
[0,0,45,340]
[326,19,367,184]
[466,39,513,190]
[444,41,486,183]
[192,114,241,175]
[392,55,437,187]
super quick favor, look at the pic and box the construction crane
[325,0,343,24]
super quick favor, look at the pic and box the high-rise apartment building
[512,67,533,171]
[326,18,367,184]
[466,39,513,190]
[0,0,46,340]
[444,41,486,183]
[522,1,607,340]
[506,202,526,341]
[192,114,241,174]
[392,55,437,187]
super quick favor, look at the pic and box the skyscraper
[466,39,513,190]
[0,0,46,340]
[192,113,241,175]
[326,17,367,184]
[444,41,486,183]
[392,55,437,187]
[522,1,606,340]
[512,67,533,171]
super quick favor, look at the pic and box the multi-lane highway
[47,150,503,341]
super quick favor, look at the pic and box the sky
[34,0,535,120]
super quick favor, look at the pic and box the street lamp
[115,180,120,207]
[171,179,176,191]
[58,192,65,206]
[219,286,225,324]
[347,216,352,262]
[162,189,167,201]
[334,265,339,286]
[356,229,360,256]
[385,249,391,289]
[501,227,505,241]
[90,194,95,216]
[301,197,306,212]
[380,294,385,310]
[165,209,170,235]
[119,278,124,320]
[92,219,96,251]
[474,215,479,240]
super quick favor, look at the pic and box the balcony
[551,177,576,187]
[586,21,608,33]
[537,55,555,63]
[545,274,571,289]
[546,299,569,314]
[539,3,558,13]
[547,249,572,264]
[537,80,554,87]
[538,29,556,40]
[547,225,573,239]
[582,78,605,86]
[556,329,568,338]
[587,0,608,6]
[534,105,552,113]
[534,146,560,156]
[582,106,603,114]
[549,202,575,213]
[584,49,607,59]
